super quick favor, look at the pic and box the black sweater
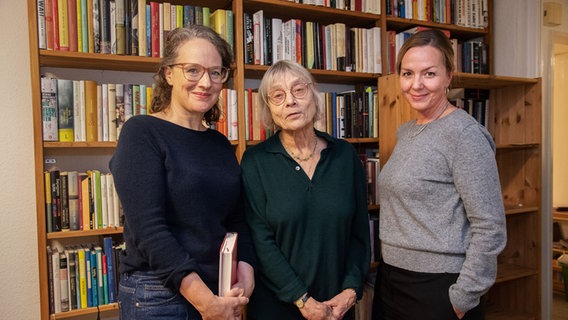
[110,116,255,295]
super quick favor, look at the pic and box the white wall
[0,1,41,319]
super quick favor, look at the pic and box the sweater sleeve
[448,124,507,313]
[109,118,199,291]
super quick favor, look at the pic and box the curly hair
[150,25,233,125]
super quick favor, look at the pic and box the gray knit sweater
[379,108,507,313]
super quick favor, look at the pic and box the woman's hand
[323,288,357,319]
[179,272,248,320]
[453,306,465,319]
[299,297,335,320]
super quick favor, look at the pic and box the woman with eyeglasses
[241,60,370,320]
[110,25,255,320]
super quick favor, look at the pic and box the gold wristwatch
[294,293,310,309]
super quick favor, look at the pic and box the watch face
[295,299,304,308]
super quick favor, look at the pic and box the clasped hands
[299,288,357,320]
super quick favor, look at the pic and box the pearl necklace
[286,135,318,162]
[407,100,450,138]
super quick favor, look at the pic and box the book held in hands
[218,232,238,296]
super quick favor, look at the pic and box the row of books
[41,76,152,142]
[47,237,122,314]
[386,0,489,29]
[384,27,488,75]
[246,11,382,74]
[36,0,230,57]
[284,0,381,14]
[44,169,122,233]
[243,87,378,142]
[449,88,490,127]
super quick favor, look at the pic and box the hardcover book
[218,232,238,296]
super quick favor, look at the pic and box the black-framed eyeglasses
[267,82,312,105]
[169,63,230,84]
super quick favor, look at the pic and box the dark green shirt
[241,130,370,319]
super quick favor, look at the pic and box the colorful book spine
[57,79,74,142]
[41,77,58,141]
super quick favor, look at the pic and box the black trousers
[372,263,485,320]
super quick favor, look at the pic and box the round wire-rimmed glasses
[267,82,312,106]
[169,63,230,84]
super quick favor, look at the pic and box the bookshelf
[27,0,542,319]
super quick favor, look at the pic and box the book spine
[150,1,159,57]
[50,170,62,232]
[44,171,53,233]
[77,248,87,308]
[67,0,78,51]
[68,171,80,230]
[103,237,116,302]
[58,0,69,51]
[114,0,126,55]
[41,77,58,141]
[57,79,74,142]
[38,0,48,49]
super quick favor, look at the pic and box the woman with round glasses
[241,60,370,320]
[110,25,255,320]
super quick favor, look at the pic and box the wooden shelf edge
[244,0,380,24]
[495,263,538,284]
[452,73,540,89]
[50,303,118,319]
[40,50,160,72]
[43,141,118,148]
[504,206,539,215]
[47,227,124,240]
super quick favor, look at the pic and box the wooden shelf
[495,263,538,284]
[243,0,380,27]
[50,303,118,319]
[554,210,568,222]
[47,227,123,240]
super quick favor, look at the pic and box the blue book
[90,248,98,306]
[146,5,151,57]
[84,248,93,307]
[95,246,104,305]
[103,237,116,303]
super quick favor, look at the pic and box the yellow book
[210,9,227,41]
[87,0,94,52]
[84,80,98,142]
[79,172,91,230]
[57,0,69,50]
[138,0,146,56]
[44,171,53,233]
[76,0,82,52]
[175,5,183,28]
[77,247,88,308]
[145,86,153,114]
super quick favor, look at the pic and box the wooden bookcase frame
[27,0,542,319]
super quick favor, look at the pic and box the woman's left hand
[323,288,357,319]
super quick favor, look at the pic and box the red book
[218,232,238,296]
[150,2,160,57]
[67,0,78,51]
[45,0,54,50]
[52,0,60,50]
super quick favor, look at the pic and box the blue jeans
[118,271,201,320]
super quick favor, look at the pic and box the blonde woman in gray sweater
[372,29,506,320]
